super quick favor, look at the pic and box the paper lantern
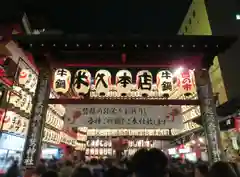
[73,69,91,95]
[29,73,38,94]
[156,70,173,98]
[19,90,28,112]
[136,70,153,97]
[178,69,196,96]
[94,69,111,96]
[8,86,22,107]
[18,69,31,86]
[53,68,71,94]
[116,70,132,96]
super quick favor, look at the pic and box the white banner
[65,104,183,129]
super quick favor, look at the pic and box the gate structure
[14,35,236,167]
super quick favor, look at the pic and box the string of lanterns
[171,121,200,135]
[18,69,38,95]
[53,68,196,98]
[1,111,29,136]
[87,129,171,136]
[46,108,64,130]
[75,141,87,151]
[60,132,77,147]
[43,128,61,144]
[7,86,33,115]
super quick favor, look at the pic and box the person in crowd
[229,162,240,177]
[42,170,58,177]
[5,160,20,177]
[209,161,237,177]
[35,159,47,176]
[87,158,103,177]
[131,148,168,177]
[72,167,92,177]
[194,163,208,177]
[59,160,73,177]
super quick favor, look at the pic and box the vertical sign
[195,69,223,164]
[21,70,50,168]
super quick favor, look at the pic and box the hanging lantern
[73,69,91,95]
[53,68,71,94]
[18,69,31,86]
[116,70,132,97]
[179,69,196,96]
[136,70,153,97]
[29,73,38,94]
[94,69,111,96]
[156,70,173,98]
[7,86,22,108]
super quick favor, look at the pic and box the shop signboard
[1,111,29,135]
[65,104,183,129]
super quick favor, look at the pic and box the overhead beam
[48,98,200,105]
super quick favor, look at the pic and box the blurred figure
[209,161,237,177]
[42,170,58,177]
[72,167,92,177]
[35,159,47,176]
[59,161,73,177]
[131,148,168,177]
[5,160,20,177]
[229,162,240,177]
[194,163,208,177]
[88,159,103,177]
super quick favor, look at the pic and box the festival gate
[13,35,236,167]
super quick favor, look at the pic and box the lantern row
[46,108,64,130]
[43,129,77,146]
[60,132,77,147]
[48,104,66,117]
[87,129,171,137]
[53,68,196,98]
[18,69,38,95]
[78,127,88,133]
[1,111,29,136]
[43,128,61,145]
[171,121,200,135]
[77,133,87,142]
[7,86,33,115]
[75,142,87,151]
[182,106,200,122]
[85,148,115,157]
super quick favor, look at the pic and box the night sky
[2,0,192,35]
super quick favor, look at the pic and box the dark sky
[2,0,192,35]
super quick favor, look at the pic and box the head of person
[90,158,98,165]
[131,148,168,177]
[194,163,208,177]
[65,160,73,167]
[209,161,237,177]
[72,167,93,177]
[42,170,58,177]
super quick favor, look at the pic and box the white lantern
[116,70,132,97]
[136,70,153,97]
[53,68,71,94]
[156,70,173,98]
[178,69,196,96]
[8,86,22,107]
[94,69,111,96]
[19,91,28,112]
[29,73,38,94]
[73,69,91,95]
[18,69,31,86]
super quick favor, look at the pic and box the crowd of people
[4,148,240,177]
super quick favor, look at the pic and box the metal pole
[195,69,224,164]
